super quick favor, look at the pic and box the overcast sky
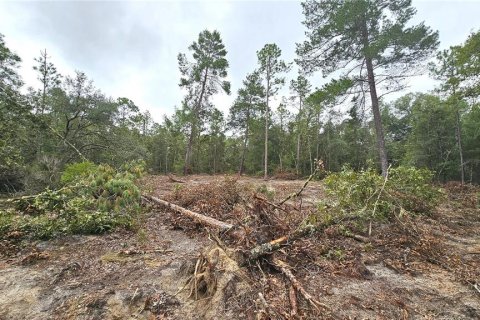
[1,0,479,122]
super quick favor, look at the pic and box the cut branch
[142,195,234,231]
[289,284,298,317]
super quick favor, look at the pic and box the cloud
[0,0,479,123]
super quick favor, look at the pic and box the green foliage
[1,160,145,240]
[60,161,97,184]
[322,165,441,221]
[297,0,439,79]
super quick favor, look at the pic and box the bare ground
[0,175,479,319]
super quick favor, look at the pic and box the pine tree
[178,30,230,174]
[290,74,311,174]
[229,71,265,174]
[257,43,289,179]
[297,0,439,176]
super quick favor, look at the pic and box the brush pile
[140,164,480,319]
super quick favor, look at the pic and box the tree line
[1,0,479,193]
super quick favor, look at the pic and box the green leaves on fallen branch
[0,160,145,240]
[320,165,442,221]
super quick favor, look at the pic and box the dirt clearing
[1,175,479,319]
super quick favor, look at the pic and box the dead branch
[47,124,88,162]
[289,284,298,317]
[142,195,234,231]
[346,233,371,243]
[473,283,480,295]
[277,160,323,206]
[246,224,317,263]
[272,258,330,312]
[248,235,289,262]
[257,292,270,317]
[119,248,173,255]
[168,174,185,183]
[253,193,289,213]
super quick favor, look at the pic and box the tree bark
[453,97,465,184]
[296,96,302,175]
[184,123,195,175]
[184,67,209,175]
[361,20,388,177]
[264,61,271,180]
[239,108,250,175]
[41,49,47,114]
[143,195,234,231]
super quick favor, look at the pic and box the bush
[1,160,145,240]
[321,165,442,221]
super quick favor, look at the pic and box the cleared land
[1,175,479,319]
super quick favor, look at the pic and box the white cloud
[0,0,479,125]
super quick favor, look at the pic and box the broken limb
[142,195,234,231]
[272,258,330,312]
[246,224,318,263]
[289,284,298,317]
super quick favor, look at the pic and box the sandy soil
[0,175,479,319]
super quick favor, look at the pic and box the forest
[1,3,479,192]
[0,1,479,319]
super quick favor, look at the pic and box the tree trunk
[316,111,321,162]
[296,96,302,175]
[143,195,234,231]
[264,64,270,180]
[165,144,169,174]
[213,140,217,174]
[455,109,465,184]
[184,67,209,175]
[239,109,250,175]
[39,49,48,115]
[184,123,195,175]
[361,20,388,177]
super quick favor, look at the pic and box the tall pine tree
[297,0,439,176]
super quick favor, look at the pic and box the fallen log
[142,195,234,231]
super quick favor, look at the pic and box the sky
[0,0,479,123]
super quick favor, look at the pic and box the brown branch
[272,258,330,312]
[168,174,185,184]
[289,284,298,317]
[246,224,318,263]
[142,195,234,231]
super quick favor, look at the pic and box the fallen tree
[142,195,234,232]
